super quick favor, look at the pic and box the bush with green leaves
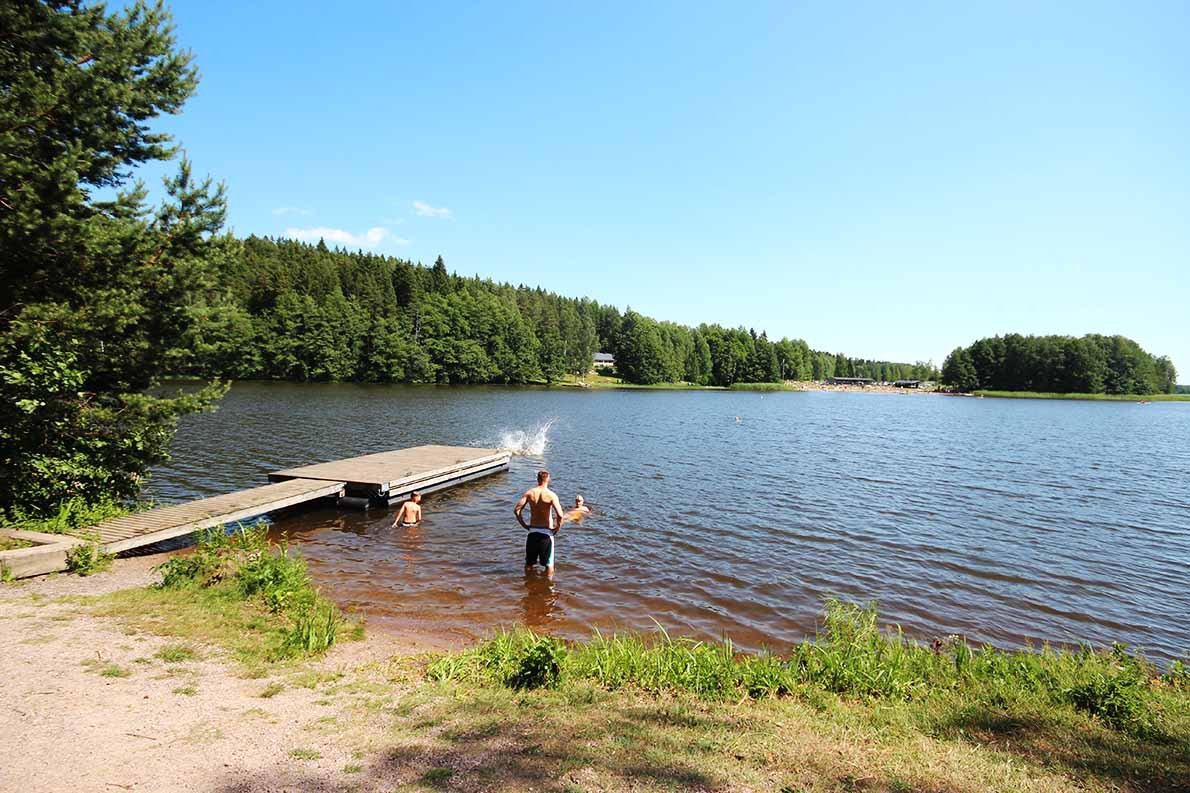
[10,498,129,536]
[155,524,344,658]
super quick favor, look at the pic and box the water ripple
[151,384,1190,663]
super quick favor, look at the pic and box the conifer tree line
[0,0,928,517]
[166,235,937,387]
[941,334,1177,395]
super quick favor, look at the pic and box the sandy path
[0,556,449,793]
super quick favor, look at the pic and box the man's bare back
[517,484,564,531]
[516,471,566,574]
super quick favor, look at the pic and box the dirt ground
[0,555,454,793]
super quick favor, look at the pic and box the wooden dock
[84,445,510,554]
[269,444,509,505]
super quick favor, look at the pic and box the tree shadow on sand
[209,690,975,793]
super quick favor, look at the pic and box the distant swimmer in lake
[565,494,591,523]
[515,470,567,577]
[392,492,422,528]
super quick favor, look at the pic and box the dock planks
[88,478,345,554]
[268,444,510,500]
[76,445,510,555]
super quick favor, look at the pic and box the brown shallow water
[152,383,1190,662]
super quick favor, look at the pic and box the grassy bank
[86,525,357,672]
[426,603,1190,791]
[974,390,1190,402]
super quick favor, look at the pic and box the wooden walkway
[91,478,346,554]
[83,445,510,554]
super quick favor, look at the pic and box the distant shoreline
[558,375,935,394]
[972,390,1190,402]
[168,377,1190,401]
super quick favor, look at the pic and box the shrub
[12,498,129,535]
[65,542,114,576]
[236,539,315,614]
[154,524,347,659]
[1062,645,1155,736]
[1164,660,1190,691]
[509,634,567,690]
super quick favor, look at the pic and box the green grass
[259,681,285,698]
[84,526,357,670]
[729,381,797,391]
[421,767,454,784]
[155,643,199,663]
[384,665,1190,793]
[65,542,114,576]
[172,685,197,696]
[289,748,322,760]
[974,390,1190,402]
[430,602,1189,751]
[0,535,34,551]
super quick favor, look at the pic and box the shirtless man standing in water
[515,471,567,577]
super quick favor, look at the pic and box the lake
[151,382,1190,663]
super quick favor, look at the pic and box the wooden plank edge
[382,458,510,495]
[384,461,511,502]
[101,481,346,554]
[268,451,512,489]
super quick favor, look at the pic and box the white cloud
[413,200,452,218]
[283,226,408,249]
[271,206,312,217]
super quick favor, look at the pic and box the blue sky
[151,0,1189,375]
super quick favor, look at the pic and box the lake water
[151,383,1190,663]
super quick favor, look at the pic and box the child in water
[392,492,422,528]
[566,494,591,522]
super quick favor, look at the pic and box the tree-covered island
[942,335,1178,396]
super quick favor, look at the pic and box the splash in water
[498,419,556,456]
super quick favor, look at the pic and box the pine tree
[0,0,228,516]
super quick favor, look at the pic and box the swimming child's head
[574,495,584,507]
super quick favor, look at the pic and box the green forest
[941,334,1178,395]
[170,235,937,388]
[0,1,929,517]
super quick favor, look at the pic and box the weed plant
[65,541,114,576]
